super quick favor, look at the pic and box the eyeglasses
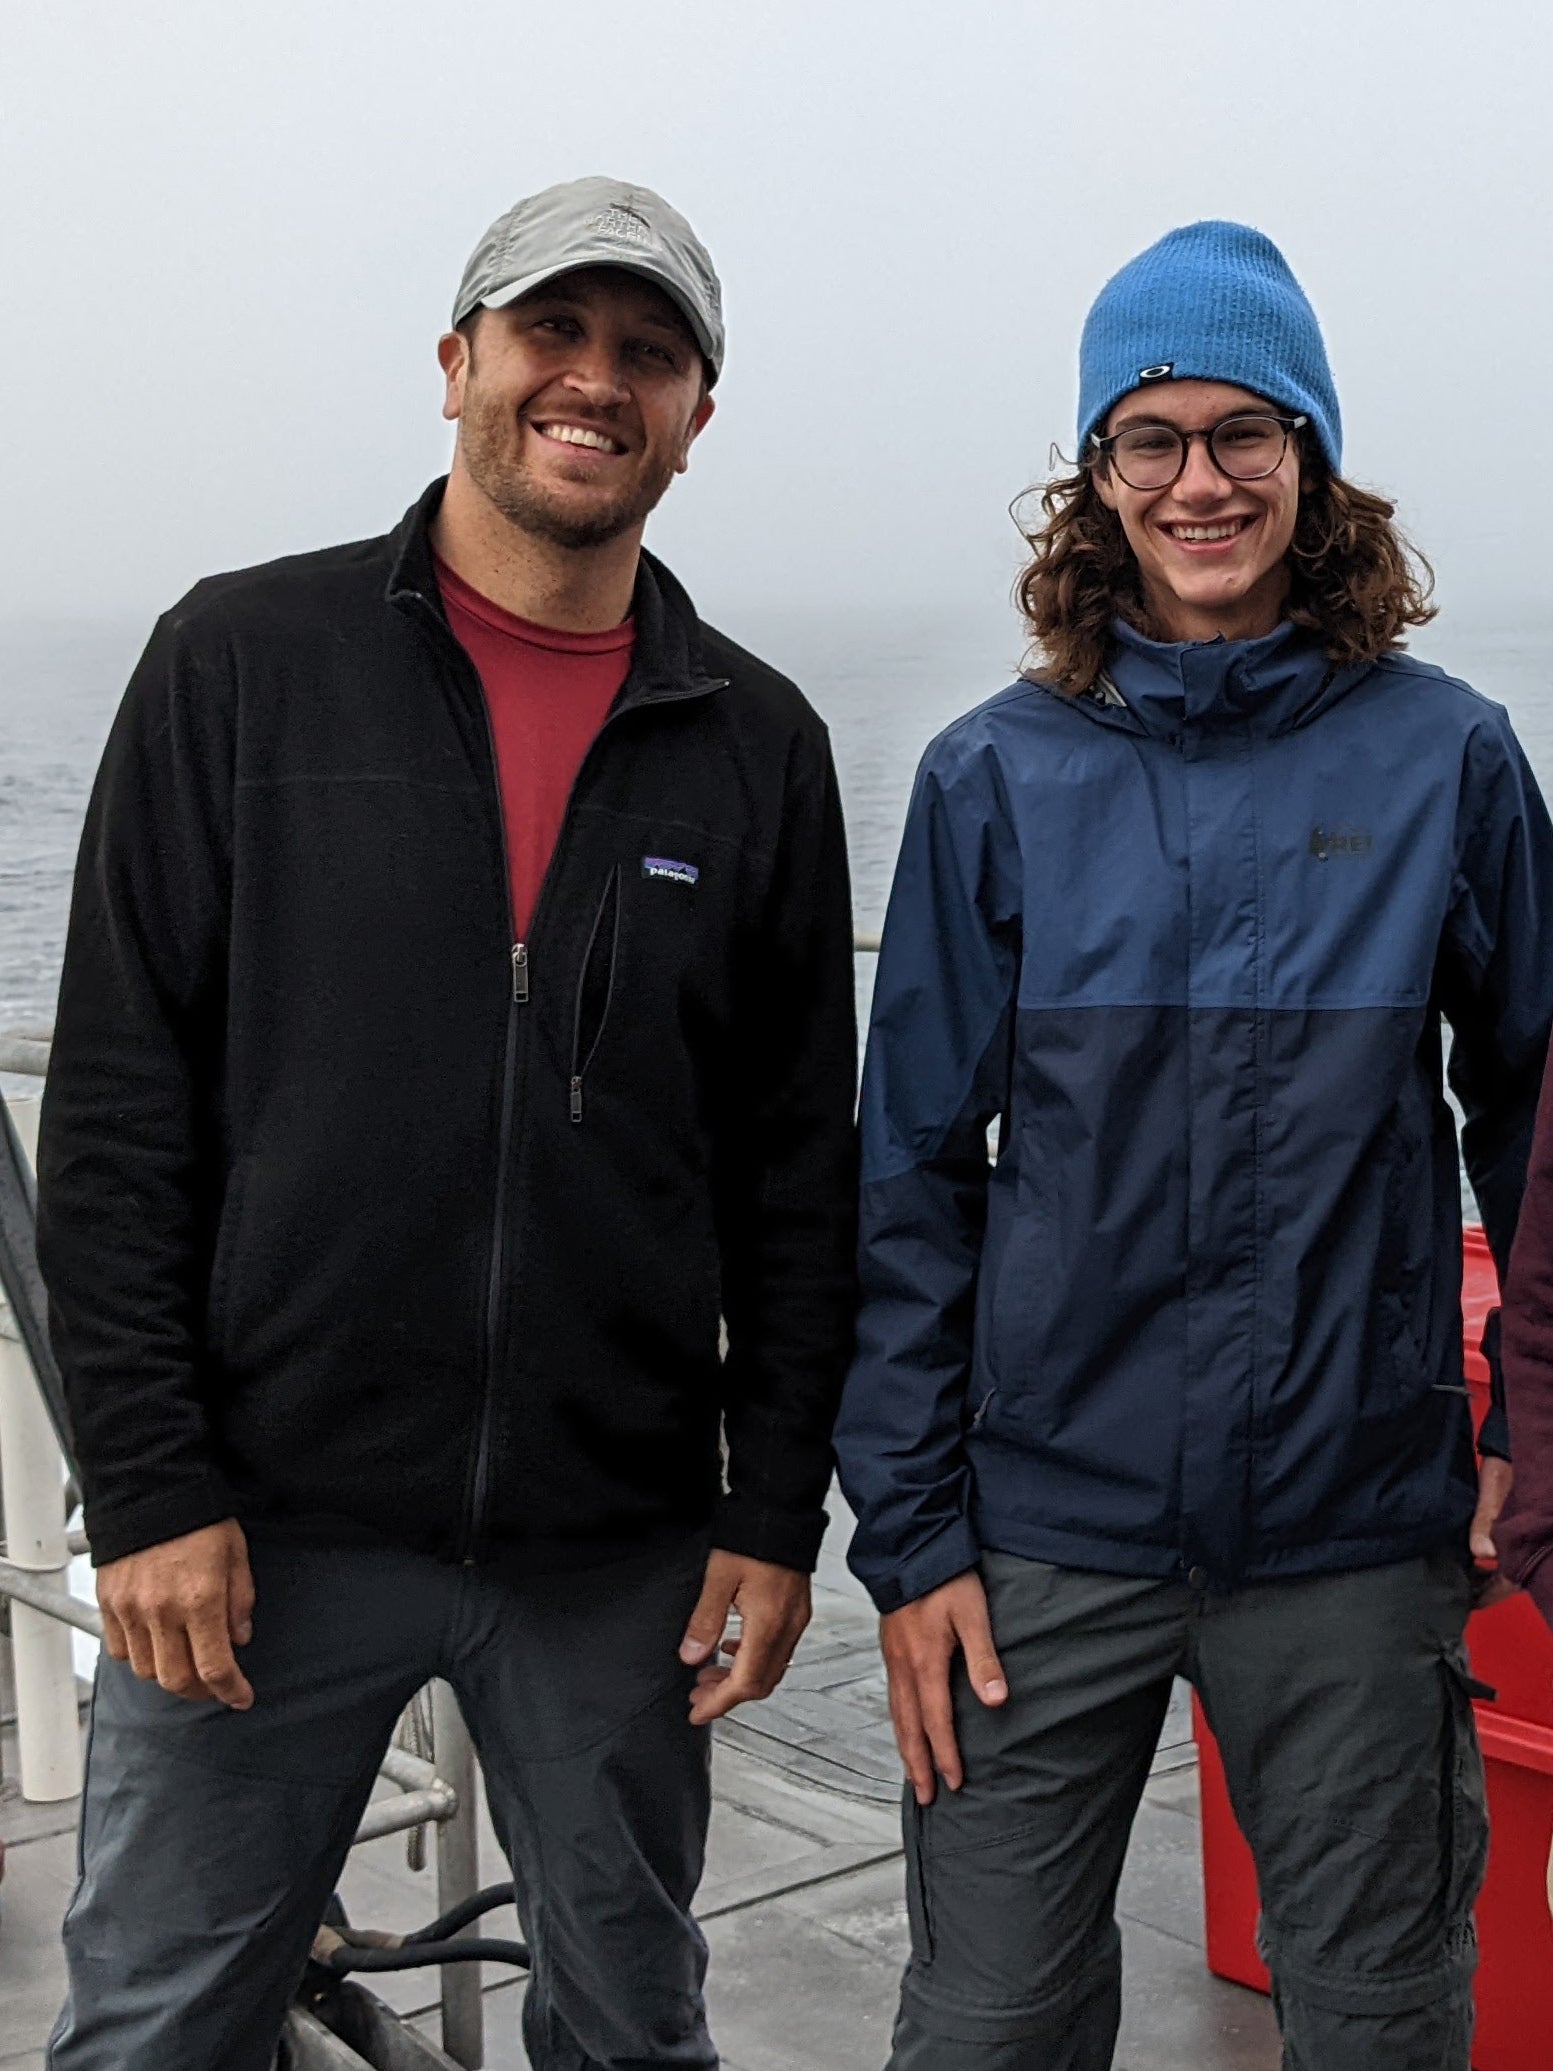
[1089,412,1307,491]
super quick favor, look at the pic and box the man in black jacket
[38,176,858,2071]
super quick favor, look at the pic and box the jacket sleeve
[1501,1037,1553,1613]
[35,605,237,1566]
[712,723,859,1572]
[1440,705,1553,1461]
[832,730,1019,1612]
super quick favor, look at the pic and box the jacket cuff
[711,1492,827,1573]
[1479,1309,1511,1460]
[1478,1404,1512,1461]
[1521,1549,1553,1631]
[855,1514,982,1615]
[84,1474,239,1567]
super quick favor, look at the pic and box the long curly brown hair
[1015,439,1436,696]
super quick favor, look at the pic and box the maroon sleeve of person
[1499,1037,1553,1621]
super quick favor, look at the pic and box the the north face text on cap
[590,205,656,249]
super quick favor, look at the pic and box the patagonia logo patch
[1309,824,1373,861]
[642,855,699,886]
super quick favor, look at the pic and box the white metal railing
[0,1301,81,1800]
[0,1556,102,1636]
[0,1029,52,1077]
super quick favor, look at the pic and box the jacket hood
[1096,617,1373,740]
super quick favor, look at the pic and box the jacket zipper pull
[511,943,530,1004]
[570,1075,584,1124]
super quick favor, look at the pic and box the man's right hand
[880,1568,1008,1806]
[97,1518,256,1709]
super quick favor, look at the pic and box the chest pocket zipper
[570,865,622,1124]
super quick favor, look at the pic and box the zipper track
[458,678,524,1563]
[464,989,521,1553]
[424,586,728,1561]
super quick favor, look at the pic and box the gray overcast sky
[3,1,1550,627]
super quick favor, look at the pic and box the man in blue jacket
[835,222,1553,2069]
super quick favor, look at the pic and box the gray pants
[49,1531,717,2071]
[889,1549,1488,2071]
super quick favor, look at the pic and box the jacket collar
[1099,616,1371,740]
[383,478,726,710]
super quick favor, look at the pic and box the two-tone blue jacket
[835,621,1553,1612]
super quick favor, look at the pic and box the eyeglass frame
[1087,411,1309,491]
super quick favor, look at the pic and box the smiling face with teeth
[437,265,714,557]
[1093,378,1302,645]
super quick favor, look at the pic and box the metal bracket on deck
[280,1981,465,2069]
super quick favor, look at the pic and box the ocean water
[2,604,1551,1036]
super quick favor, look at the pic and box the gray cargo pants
[48,1531,717,2071]
[888,1549,1488,2071]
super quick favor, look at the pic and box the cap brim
[457,254,720,379]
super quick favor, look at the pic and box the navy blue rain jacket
[835,622,1553,1612]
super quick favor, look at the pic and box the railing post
[0,1295,81,1801]
[431,1677,483,2068]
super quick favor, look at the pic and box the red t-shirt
[435,558,634,937]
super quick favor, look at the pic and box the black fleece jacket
[37,482,859,1573]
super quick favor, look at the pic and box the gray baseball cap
[451,176,725,382]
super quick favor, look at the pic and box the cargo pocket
[904,1794,935,1966]
[1438,1644,1490,1947]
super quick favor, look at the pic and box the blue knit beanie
[1077,221,1342,473]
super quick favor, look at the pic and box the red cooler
[1194,1229,1553,2070]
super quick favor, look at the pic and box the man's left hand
[679,1550,811,1725]
[1470,1455,1519,1610]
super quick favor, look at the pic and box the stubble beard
[458,386,679,552]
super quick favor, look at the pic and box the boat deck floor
[0,1507,1280,2069]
